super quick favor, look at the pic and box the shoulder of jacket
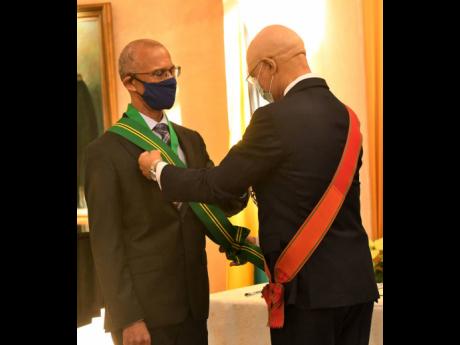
[86,131,127,157]
[172,122,204,142]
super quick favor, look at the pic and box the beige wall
[78,0,230,292]
[312,0,373,235]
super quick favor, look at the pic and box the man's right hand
[219,236,258,266]
[122,320,151,345]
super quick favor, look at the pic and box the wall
[314,0,373,236]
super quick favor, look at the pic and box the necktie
[153,123,171,146]
[153,122,181,209]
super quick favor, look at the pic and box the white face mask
[254,64,274,103]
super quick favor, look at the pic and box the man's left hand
[138,150,162,179]
[219,236,258,266]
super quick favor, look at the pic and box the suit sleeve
[195,131,249,216]
[161,108,283,204]
[84,145,144,330]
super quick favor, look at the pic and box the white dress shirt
[283,72,321,96]
[140,112,186,189]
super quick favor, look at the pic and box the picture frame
[77,3,117,227]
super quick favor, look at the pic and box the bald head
[118,39,167,79]
[246,25,310,102]
[247,25,306,72]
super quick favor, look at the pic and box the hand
[138,150,162,180]
[219,236,258,266]
[246,236,257,245]
[122,320,151,345]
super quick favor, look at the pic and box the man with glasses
[84,39,247,345]
[139,26,379,345]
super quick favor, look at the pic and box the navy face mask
[135,77,177,110]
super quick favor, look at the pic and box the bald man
[139,26,379,345]
[84,39,247,345]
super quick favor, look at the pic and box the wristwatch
[149,158,163,181]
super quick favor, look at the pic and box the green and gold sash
[108,104,265,270]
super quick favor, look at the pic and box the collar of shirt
[283,72,321,96]
[140,111,168,131]
[139,111,186,166]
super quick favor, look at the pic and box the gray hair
[118,39,164,79]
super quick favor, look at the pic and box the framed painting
[77,3,117,228]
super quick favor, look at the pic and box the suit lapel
[113,114,146,162]
[116,114,201,168]
[172,123,201,169]
[115,132,144,162]
[113,121,201,217]
[114,120,198,166]
[171,123,201,217]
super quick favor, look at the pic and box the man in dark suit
[139,26,380,345]
[85,39,246,345]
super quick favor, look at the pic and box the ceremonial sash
[108,104,265,270]
[262,105,363,328]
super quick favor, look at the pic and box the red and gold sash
[262,105,363,328]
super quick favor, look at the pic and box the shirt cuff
[155,161,168,189]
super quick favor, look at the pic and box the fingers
[138,151,149,165]
[229,261,244,267]
[125,335,151,345]
[122,321,151,345]
[143,171,152,180]
[247,236,257,245]
[218,247,239,266]
[138,151,157,179]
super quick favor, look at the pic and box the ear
[122,75,138,92]
[262,58,277,75]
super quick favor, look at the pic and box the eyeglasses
[131,65,181,80]
[246,74,257,86]
[245,62,262,85]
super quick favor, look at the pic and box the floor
[77,309,113,345]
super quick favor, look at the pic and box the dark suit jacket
[84,118,246,332]
[160,78,380,309]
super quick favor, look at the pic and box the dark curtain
[77,74,103,327]
[77,75,99,208]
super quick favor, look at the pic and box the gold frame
[77,3,117,226]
